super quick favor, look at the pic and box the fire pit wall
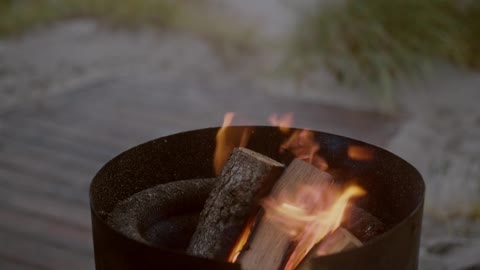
[90,126,425,270]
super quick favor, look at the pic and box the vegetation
[3,0,478,111]
[0,0,178,36]
[293,0,480,110]
[0,0,255,58]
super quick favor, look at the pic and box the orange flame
[280,129,328,171]
[262,183,366,270]
[269,113,294,133]
[227,215,257,263]
[348,145,375,161]
[213,113,251,175]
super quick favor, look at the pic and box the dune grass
[0,0,256,58]
[0,0,178,36]
[293,0,480,109]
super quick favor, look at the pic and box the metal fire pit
[90,126,425,270]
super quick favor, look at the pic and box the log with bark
[187,147,284,260]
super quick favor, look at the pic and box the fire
[262,183,366,270]
[280,129,328,171]
[348,145,375,161]
[227,216,257,263]
[214,113,364,268]
[269,113,294,133]
[214,113,251,175]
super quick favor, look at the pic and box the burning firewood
[296,206,385,270]
[187,147,284,260]
[107,146,384,269]
[316,227,363,254]
[237,159,334,270]
[282,201,386,257]
[296,228,363,270]
[107,178,215,245]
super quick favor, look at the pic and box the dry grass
[292,0,479,109]
[0,0,256,59]
[0,0,178,36]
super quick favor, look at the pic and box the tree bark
[187,147,284,260]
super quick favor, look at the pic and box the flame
[213,113,251,175]
[348,145,375,161]
[315,227,362,256]
[228,215,257,263]
[269,113,294,133]
[280,129,328,171]
[262,183,366,270]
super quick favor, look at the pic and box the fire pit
[90,126,424,270]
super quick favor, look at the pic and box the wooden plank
[0,141,100,181]
[0,126,114,164]
[0,185,91,230]
[0,168,89,205]
[0,156,88,189]
[52,81,205,130]
[0,205,92,254]
[24,111,152,146]
[77,100,202,133]
[0,256,45,270]
[0,137,99,187]
[4,93,204,144]
[0,229,94,270]
[2,116,128,151]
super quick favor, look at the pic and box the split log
[107,178,215,245]
[187,147,284,260]
[238,159,333,270]
[296,228,363,270]
[296,208,385,269]
[313,227,363,256]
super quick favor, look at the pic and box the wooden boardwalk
[0,73,400,269]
